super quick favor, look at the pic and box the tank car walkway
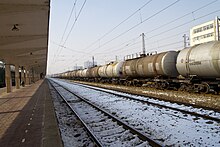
[0,80,62,147]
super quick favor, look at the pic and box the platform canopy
[0,0,50,75]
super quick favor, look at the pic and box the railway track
[49,79,162,147]
[68,81,220,122]
[50,78,220,146]
[48,82,96,146]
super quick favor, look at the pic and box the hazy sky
[47,0,220,75]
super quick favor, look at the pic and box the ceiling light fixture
[12,24,19,31]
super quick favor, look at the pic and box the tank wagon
[176,41,220,93]
[97,62,124,83]
[121,51,179,87]
[56,41,220,94]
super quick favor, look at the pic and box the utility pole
[141,33,146,55]
[92,56,94,67]
[183,34,189,48]
[216,16,219,41]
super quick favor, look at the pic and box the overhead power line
[63,0,87,45]
[65,1,219,71]
[83,0,153,51]
[147,8,220,39]
[55,0,87,63]
[64,0,181,69]
[51,41,88,54]
[61,0,78,44]
[97,0,181,49]
[88,0,218,56]
[145,0,219,35]
[52,0,78,63]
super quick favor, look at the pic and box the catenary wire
[52,0,78,63]
[82,0,153,52]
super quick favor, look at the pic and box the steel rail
[50,79,163,147]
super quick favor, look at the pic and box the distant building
[73,65,83,70]
[84,61,97,68]
[190,16,220,46]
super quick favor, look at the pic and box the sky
[47,0,220,75]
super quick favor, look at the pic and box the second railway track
[68,80,220,122]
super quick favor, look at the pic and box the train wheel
[155,82,161,89]
[161,82,169,90]
[179,84,187,91]
[201,82,210,94]
[125,81,131,86]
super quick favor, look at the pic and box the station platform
[0,79,63,147]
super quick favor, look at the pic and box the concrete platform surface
[0,79,63,147]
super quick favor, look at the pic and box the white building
[190,17,220,46]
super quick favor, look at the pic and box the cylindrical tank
[106,62,114,78]
[98,65,108,78]
[67,72,71,78]
[64,73,68,78]
[122,58,139,78]
[106,62,124,78]
[86,68,92,78]
[136,51,179,78]
[81,69,88,77]
[76,70,82,78]
[112,61,124,78]
[71,70,77,78]
[91,66,100,78]
[176,41,220,78]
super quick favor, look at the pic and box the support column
[26,69,30,85]
[21,66,25,87]
[15,65,20,89]
[32,70,35,83]
[29,68,33,84]
[5,64,12,93]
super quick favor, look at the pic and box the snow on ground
[74,80,220,111]
[48,82,94,147]
[67,81,220,120]
[50,78,220,146]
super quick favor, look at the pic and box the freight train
[55,41,220,94]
